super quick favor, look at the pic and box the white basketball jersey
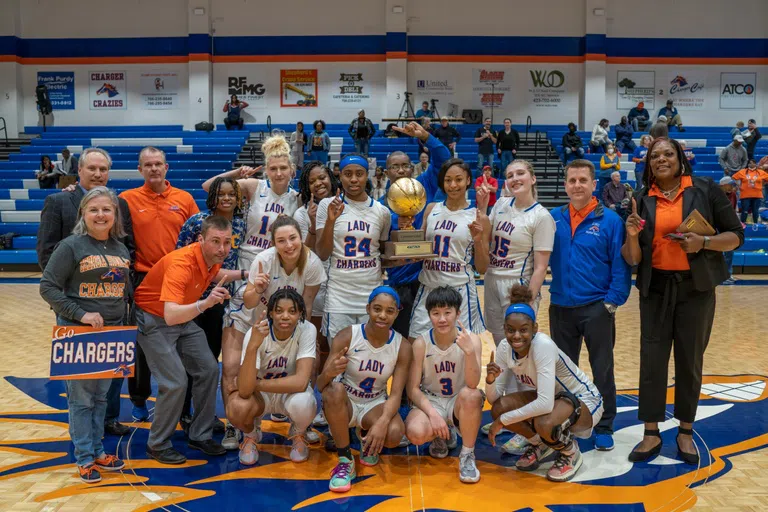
[420,329,466,399]
[420,202,475,288]
[241,320,317,379]
[316,196,391,314]
[486,197,556,281]
[294,205,331,314]
[242,180,300,258]
[338,324,402,403]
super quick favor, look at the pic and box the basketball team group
[38,121,744,491]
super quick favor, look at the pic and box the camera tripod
[398,92,415,123]
[430,98,441,119]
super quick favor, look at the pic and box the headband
[340,155,369,171]
[505,303,536,322]
[368,286,401,309]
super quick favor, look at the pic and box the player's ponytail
[508,283,534,306]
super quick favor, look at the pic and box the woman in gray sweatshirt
[39,187,130,483]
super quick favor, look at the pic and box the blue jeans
[477,153,495,172]
[724,250,734,276]
[66,379,111,466]
[616,140,637,153]
[563,147,585,163]
[309,150,328,164]
[500,150,515,175]
[740,197,761,224]
[354,139,370,157]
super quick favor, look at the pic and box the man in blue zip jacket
[381,121,451,339]
[549,159,631,452]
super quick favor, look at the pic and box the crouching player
[486,284,603,482]
[405,286,484,483]
[317,286,411,493]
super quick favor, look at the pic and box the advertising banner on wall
[527,69,567,109]
[472,69,511,108]
[330,72,372,106]
[227,76,267,107]
[140,71,179,110]
[617,70,655,110]
[415,77,454,99]
[89,71,127,110]
[37,72,75,110]
[666,72,705,110]
[280,69,318,108]
[720,73,757,110]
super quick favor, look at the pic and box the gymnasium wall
[0,0,765,131]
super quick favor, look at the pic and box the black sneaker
[179,415,192,436]
[146,446,187,465]
[188,438,226,456]
[104,419,130,436]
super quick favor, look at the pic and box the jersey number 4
[264,372,288,380]
[344,236,372,257]
[439,378,453,396]
[359,377,377,393]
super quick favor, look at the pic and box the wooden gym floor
[0,277,766,511]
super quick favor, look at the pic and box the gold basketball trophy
[383,178,435,259]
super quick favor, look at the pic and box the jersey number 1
[433,235,451,257]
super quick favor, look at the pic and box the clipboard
[677,209,715,236]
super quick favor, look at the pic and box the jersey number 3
[439,377,453,396]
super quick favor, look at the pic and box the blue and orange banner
[49,326,137,380]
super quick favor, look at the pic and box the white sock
[460,445,474,456]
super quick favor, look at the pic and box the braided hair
[266,288,307,324]
[206,177,244,216]
[297,160,339,206]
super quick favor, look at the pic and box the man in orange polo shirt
[120,147,199,421]
[547,159,631,456]
[133,216,232,464]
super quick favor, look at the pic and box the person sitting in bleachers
[562,122,585,163]
[730,121,745,140]
[632,135,651,187]
[615,116,636,154]
[602,171,630,220]
[657,99,685,132]
[55,148,78,176]
[370,166,388,200]
[413,152,430,178]
[649,116,669,139]
[628,102,650,132]
[415,101,433,119]
[680,141,697,171]
[36,155,59,189]
[590,119,611,154]
[598,143,621,193]
[719,135,749,176]
[223,95,249,130]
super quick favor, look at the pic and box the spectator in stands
[496,118,520,176]
[649,116,669,139]
[223,95,248,130]
[175,177,246,434]
[599,143,621,193]
[56,148,78,176]
[119,147,200,423]
[370,166,388,200]
[133,216,232,464]
[602,171,630,219]
[590,119,611,154]
[732,159,768,224]
[730,121,745,140]
[679,141,697,171]
[549,159,631,452]
[37,148,134,438]
[744,119,762,161]
[719,135,749,176]
[308,120,331,164]
[657,99,685,132]
[628,102,650,132]
[562,122,585,163]
[39,186,130,483]
[413,152,430,178]
[348,110,375,157]
[332,162,340,180]
[433,116,461,156]
[474,165,498,215]
[632,135,652,188]
[622,138,742,465]
[474,117,497,172]
[415,101,433,119]
[615,116,636,154]
[719,176,738,284]
[290,122,306,169]
[36,155,59,189]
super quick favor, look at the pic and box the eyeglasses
[388,163,413,171]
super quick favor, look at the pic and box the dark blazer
[36,186,135,271]
[634,176,743,297]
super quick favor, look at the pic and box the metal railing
[0,117,8,148]
[525,116,532,143]
[533,130,541,160]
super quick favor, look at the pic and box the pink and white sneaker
[547,445,583,482]
[515,443,555,471]
[239,436,259,466]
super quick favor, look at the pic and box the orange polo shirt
[568,197,599,236]
[731,168,768,199]
[120,181,199,273]
[134,243,221,318]
[650,175,693,271]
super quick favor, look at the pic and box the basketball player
[202,135,300,449]
[485,284,604,483]
[227,289,317,465]
[315,155,392,341]
[317,287,411,493]
[405,286,484,483]
[409,159,489,338]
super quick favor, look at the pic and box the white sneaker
[459,451,480,483]
[289,425,309,462]
[239,436,259,465]
[313,410,328,427]
[306,428,320,444]
[222,424,242,451]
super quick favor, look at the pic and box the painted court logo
[0,375,766,510]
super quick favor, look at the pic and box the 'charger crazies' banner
[49,326,137,380]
